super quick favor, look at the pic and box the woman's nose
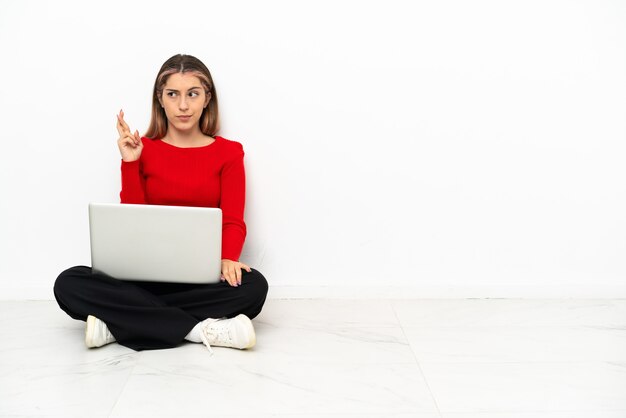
[178,96,189,111]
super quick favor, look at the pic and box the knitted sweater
[120,136,246,261]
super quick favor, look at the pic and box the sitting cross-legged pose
[54,54,268,354]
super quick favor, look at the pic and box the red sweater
[120,136,247,261]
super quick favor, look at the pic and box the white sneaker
[200,314,256,354]
[85,315,116,348]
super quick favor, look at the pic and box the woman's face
[160,72,210,134]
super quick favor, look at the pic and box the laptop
[89,203,222,284]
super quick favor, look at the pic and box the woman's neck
[163,128,213,148]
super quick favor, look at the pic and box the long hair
[145,54,219,139]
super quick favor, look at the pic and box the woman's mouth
[177,115,191,122]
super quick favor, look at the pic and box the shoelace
[199,332,214,355]
[199,318,231,355]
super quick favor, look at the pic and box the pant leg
[53,266,269,351]
[158,268,269,321]
[53,266,199,351]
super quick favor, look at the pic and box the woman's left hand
[221,259,252,287]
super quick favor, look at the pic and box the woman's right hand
[116,109,143,162]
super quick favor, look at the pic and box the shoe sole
[236,314,256,349]
[85,315,98,348]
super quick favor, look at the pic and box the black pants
[53,265,269,351]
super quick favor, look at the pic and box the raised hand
[116,109,143,162]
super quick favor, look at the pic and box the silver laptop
[89,203,222,284]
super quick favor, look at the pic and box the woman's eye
[189,91,199,97]
[167,92,177,97]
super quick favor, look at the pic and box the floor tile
[442,412,626,418]
[421,361,626,413]
[0,351,136,417]
[256,299,400,329]
[391,299,626,328]
[0,302,139,417]
[109,346,438,416]
[4,299,626,417]
[213,321,418,365]
[267,415,441,418]
[402,326,626,363]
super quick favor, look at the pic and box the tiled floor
[1,299,626,417]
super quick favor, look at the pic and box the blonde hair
[145,54,219,139]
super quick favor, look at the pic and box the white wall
[1,0,624,299]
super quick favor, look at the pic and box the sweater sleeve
[120,159,146,204]
[220,142,247,261]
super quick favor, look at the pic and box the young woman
[53,54,268,354]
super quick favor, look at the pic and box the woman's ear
[204,92,212,108]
